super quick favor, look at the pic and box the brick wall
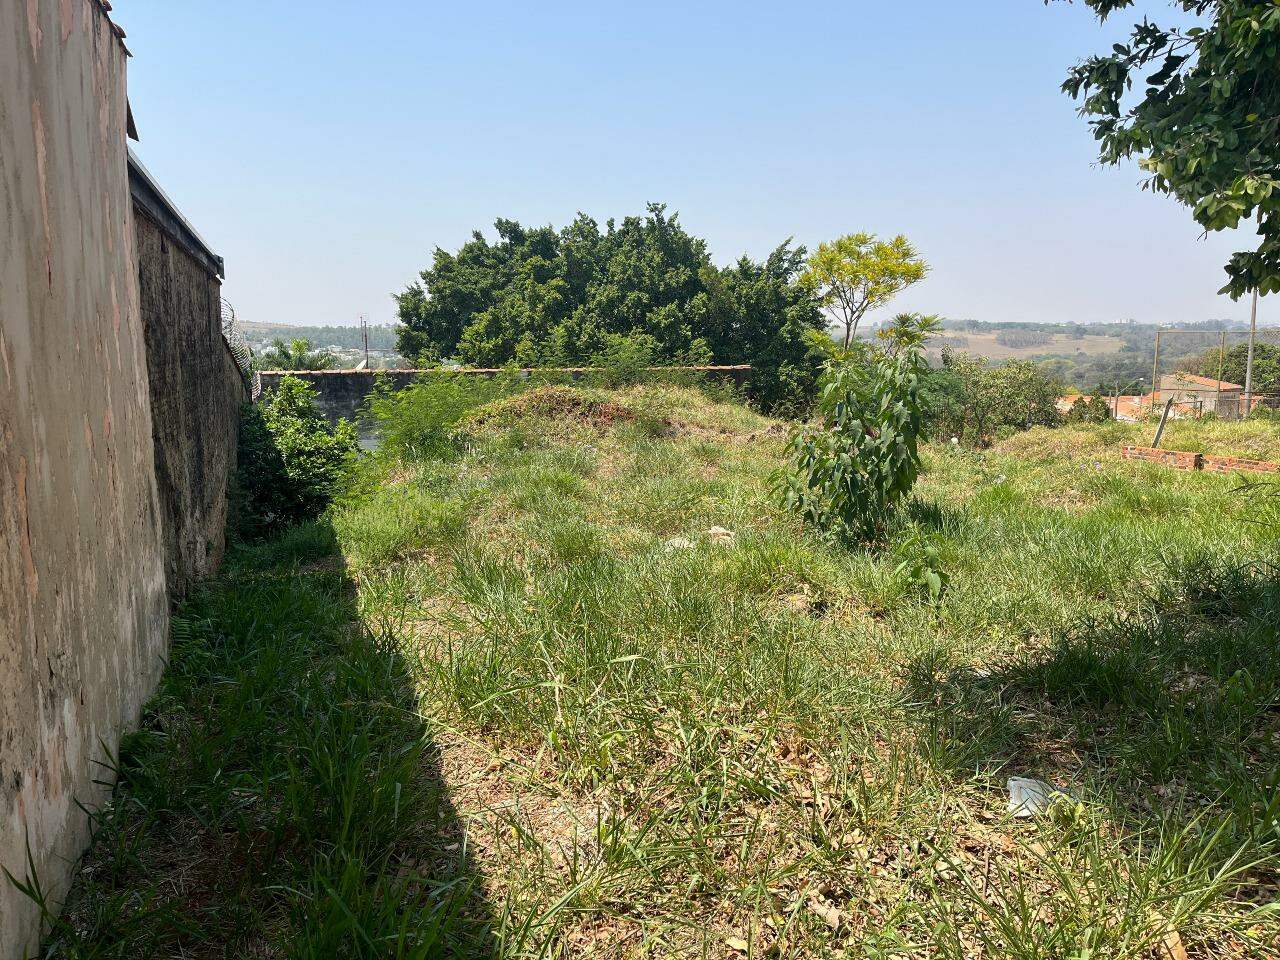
[1121,446,1203,471]
[1203,455,1280,474]
[1122,446,1279,474]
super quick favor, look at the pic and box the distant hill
[901,319,1276,390]
[928,330,1125,362]
[242,322,399,353]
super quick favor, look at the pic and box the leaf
[1158,928,1189,960]
[807,896,842,931]
[725,937,750,953]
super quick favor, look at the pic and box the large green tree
[394,205,826,411]
[700,243,828,415]
[1060,1,1280,297]
[1191,340,1280,391]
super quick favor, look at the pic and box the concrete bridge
[259,366,752,444]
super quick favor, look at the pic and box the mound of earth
[464,385,639,430]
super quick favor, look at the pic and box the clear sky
[116,0,1267,330]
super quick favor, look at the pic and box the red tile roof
[1168,372,1242,390]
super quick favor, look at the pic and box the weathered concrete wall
[135,211,247,599]
[261,369,423,429]
[0,4,170,958]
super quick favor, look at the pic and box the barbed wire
[220,298,261,400]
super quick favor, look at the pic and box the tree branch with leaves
[1057,0,1280,297]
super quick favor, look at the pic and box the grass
[33,384,1280,958]
[993,416,1280,463]
[26,524,492,957]
[927,332,1127,362]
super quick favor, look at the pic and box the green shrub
[588,331,660,387]
[923,353,1064,443]
[235,376,359,538]
[1065,394,1112,424]
[361,371,525,463]
[779,313,936,542]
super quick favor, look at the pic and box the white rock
[1007,777,1063,818]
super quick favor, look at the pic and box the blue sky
[117,0,1265,329]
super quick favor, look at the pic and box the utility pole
[1150,329,1162,415]
[1244,289,1258,414]
[1217,330,1226,413]
[1243,206,1262,415]
[360,313,369,368]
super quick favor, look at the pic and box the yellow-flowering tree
[800,233,928,348]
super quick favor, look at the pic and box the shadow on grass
[904,557,1280,845]
[905,498,972,536]
[32,520,500,959]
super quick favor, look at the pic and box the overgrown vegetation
[45,379,1280,958]
[234,376,359,538]
[360,371,526,465]
[923,352,1065,444]
[393,204,828,413]
[27,524,488,957]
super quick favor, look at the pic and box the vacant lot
[46,386,1280,958]
[991,418,1280,465]
[928,332,1126,362]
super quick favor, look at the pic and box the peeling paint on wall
[1,4,169,958]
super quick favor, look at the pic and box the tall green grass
[41,385,1280,958]
[28,525,487,958]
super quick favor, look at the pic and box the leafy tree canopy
[799,234,928,348]
[1190,340,1280,391]
[394,204,827,412]
[1060,0,1280,296]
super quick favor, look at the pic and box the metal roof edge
[128,148,225,279]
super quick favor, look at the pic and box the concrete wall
[261,369,424,431]
[0,4,170,958]
[135,210,247,599]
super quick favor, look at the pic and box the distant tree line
[939,318,1261,392]
[254,338,336,371]
[245,324,400,352]
[993,329,1053,349]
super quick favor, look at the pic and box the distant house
[1158,373,1243,418]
